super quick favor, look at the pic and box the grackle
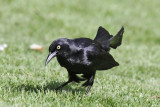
[45,26,124,95]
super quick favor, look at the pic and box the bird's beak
[45,52,57,66]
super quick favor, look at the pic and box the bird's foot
[54,80,71,93]
[55,87,62,93]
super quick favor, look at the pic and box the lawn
[0,0,160,106]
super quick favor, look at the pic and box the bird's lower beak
[45,52,57,66]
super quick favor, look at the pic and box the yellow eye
[57,45,61,50]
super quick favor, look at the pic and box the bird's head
[45,38,70,66]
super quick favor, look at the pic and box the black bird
[45,26,124,95]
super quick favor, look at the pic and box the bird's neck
[56,55,70,67]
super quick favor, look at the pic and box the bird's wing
[86,44,119,70]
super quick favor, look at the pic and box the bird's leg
[82,72,96,95]
[55,72,78,92]
[85,75,95,95]
[55,80,72,92]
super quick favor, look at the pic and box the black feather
[94,26,124,50]
[109,26,124,49]
[94,26,113,41]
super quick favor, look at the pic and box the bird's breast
[56,54,93,74]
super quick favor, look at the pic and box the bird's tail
[94,26,124,50]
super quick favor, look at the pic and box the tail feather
[94,26,113,42]
[94,26,124,50]
[109,26,124,49]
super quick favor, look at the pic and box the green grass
[0,0,160,106]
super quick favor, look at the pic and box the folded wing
[87,44,119,70]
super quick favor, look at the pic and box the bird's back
[72,38,95,48]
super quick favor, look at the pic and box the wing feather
[87,44,119,70]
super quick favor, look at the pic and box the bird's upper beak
[45,51,57,66]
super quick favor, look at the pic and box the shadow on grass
[13,81,86,95]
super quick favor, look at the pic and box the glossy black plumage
[45,26,124,95]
